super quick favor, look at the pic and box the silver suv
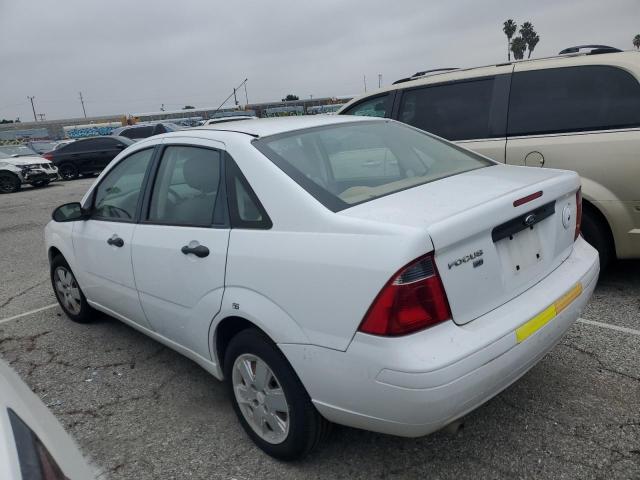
[0,145,59,193]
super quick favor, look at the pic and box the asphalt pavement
[0,179,638,479]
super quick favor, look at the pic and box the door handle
[106,235,124,247]
[181,244,209,258]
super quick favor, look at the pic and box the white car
[201,115,257,125]
[0,145,59,193]
[45,116,599,459]
[0,360,94,479]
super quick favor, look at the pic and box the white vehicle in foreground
[0,360,94,479]
[45,116,599,459]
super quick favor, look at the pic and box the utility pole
[37,113,45,121]
[243,79,249,105]
[363,75,367,92]
[378,74,382,88]
[160,103,165,111]
[233,88,239,106]
[79,92,87,118]
[27,96,37,121]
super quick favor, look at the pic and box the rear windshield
[253,120,493,211]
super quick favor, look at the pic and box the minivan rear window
[254,121,493,211]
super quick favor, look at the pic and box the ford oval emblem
[562,204,571,229]
[524,214,536,227]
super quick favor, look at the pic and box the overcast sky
[0,0,637,121]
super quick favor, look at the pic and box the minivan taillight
[575,187,582,240]
[358,254,451,336]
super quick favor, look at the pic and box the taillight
[358,254,451,336]
[575,187,582,240]
[43,152,53,160]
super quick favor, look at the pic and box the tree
[527,34,540,58]
[511,36,527,60]
[0,119,13,124]
[282,94,299,102]
[634,34,640,50]
[519,21,540,59]
[503,19,517,61]
[183,105,195,110]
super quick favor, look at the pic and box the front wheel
[50,256,94,323]
[224,329,330,460]
[0,172,20,193]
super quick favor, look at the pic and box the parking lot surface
[1,180,639,479]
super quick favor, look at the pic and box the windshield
[0,145,39,157]
[254,120,494,211]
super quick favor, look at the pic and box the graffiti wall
[63,122,121,138]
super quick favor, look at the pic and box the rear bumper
[280,237,599,437]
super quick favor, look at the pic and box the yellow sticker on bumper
[515,282,583,344]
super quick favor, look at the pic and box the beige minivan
[339,49,640,268]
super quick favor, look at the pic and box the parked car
[26,140,58,155]
[0,145,59,193]
[46,116,598,460]
[44,136,134,180]
[339,48,640,269]
[110,122,183,141]
[201,115,257,125]
[0,359,94,479]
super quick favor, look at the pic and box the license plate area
[495,224,543,274]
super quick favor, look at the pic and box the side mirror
[52,202,89,222]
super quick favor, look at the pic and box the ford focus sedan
[45,116,599,460]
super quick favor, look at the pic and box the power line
[27,96,37,122]
[79,92,87,118]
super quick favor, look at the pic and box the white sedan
[45,116,599,460]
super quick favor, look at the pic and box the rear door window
[508,65,640,136]
[398,76,507,141]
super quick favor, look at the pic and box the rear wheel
[50,256,94,323]
[224,329,329,460]
[58,163,79,180]
[581,209,614,270]
[0,172,20,193]
[30,180,50,188]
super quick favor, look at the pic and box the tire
[58,163,79,180]
[30,180,50,188]
[581,209,614,270]
[50,256,94,323]
[0,172,21,193]
[224,329,330,460]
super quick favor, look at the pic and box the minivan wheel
[58,163,79,180]
[50,256,94,323]
[581,210,613,270]
[30,180,50,188]
[224,329,330,460]
[0,172,20,193]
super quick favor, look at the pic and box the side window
[398,77,502,141]
[342,94,392,118]
[61,141,84,153]
[92,149,154,221]
[508,66,640,136]
[91,138,118,148]
[122,126,153,139]
[226,158,271,229]
[147,146,223,227]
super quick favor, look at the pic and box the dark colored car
[44,136,133,180]
[111,122,183,141]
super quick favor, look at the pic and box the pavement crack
[562,342,640,382]
[0,278,48,310]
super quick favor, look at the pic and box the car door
[73,146,156,329]
[130,138,230,357]
[504,64,640,257]
[95,137,127,170]
[392,68,512,162]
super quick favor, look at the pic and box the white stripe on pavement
[577,317,640,336]
[0,304,58,325]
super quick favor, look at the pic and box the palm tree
[634,34,640,50]
[527,34,540,58]
[503,19,517,61]
[511,36,527,60]
[519,22,534,43]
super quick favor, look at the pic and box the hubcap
[232,354,290,444]
[54,267,81,315]
[60,166,75,179]
[0,177,15,193]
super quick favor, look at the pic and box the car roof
[189,114,380,138]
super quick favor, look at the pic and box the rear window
[253,120,493,211]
